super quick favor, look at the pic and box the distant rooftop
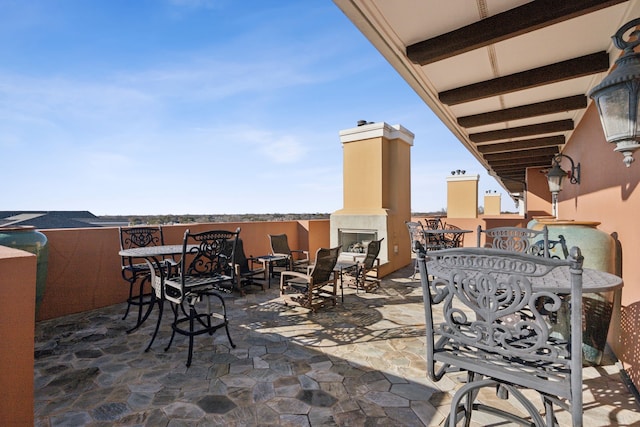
[0,211,127,229]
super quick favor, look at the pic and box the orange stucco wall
[528,103,640,388]
[37,220,327,321]
[0,246,35,426]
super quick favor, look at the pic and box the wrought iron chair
[119,226,168,332]
[406,221,426,278]
[418,247,585,426]
[156,228,240,367]
[232,238,265,295]
[349,238,383,292]
[406,221,442,278]
[441,223,465,248]
[477,225,550,257]
[424,217,444,230]
[268,233,310,274]
[280,246,341,312]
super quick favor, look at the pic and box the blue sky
[1,0,516,215]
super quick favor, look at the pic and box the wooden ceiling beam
[439,52,609,105]
[406,0,627,66]
[477,136,565,154]
[498,172,527,181]
[458,95,586,128]
[491,159,552,170]
[499,176,527,185]
[469,120,574,143]
[485,148,559,162]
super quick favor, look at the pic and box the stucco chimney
[331,122,413,274]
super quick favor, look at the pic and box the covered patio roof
[333,0,640,195]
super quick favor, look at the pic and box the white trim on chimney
[339,122,414,145]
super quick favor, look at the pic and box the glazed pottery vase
[0,226,49,316]
[533,219,617,365]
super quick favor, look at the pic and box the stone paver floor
[34,266,640,426]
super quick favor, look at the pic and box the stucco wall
[0,247,36,426]
[533,103,640,388]
[37,220,325,321]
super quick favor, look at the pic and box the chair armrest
[291,249,309,261]
[280,270,309,281]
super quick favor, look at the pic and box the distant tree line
[99,213,332,226]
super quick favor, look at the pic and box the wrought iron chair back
[405,221,427,254]
[477,225,550,257]
[118,226,165,330]
[424,217,444,230]
[406,221,427,278]
[419,247,584,426]
[441,223,465,248]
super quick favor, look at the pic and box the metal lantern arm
[553,154,580,185]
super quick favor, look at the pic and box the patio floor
[34,265,640,426]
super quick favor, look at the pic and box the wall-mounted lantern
[589,18,640,167]
[546,154,581,217]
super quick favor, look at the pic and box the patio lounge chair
[232,238,265,295]
[280,246,340,312]
[349,238,383,292]
[268,233,310,273]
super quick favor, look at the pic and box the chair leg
[187,304,196,367]
[126,276,154,333]
[164,302,179,353]
[122,280,135,320]
[145,298,164,352]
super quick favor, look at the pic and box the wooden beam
[484,146,560,163]
[469,120,574,142]
[477,136,565,154]
[439,52,609,105]
[502,178,525,184]
[497,173,527,181]
[491,158,553,169]
[488,151,557,164]
[406,0,627,65]
[458,95,586,128]
[499,173,527,179]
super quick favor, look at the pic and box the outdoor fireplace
[339,229,377,255]
[330,121,413,271]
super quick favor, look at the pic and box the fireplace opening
[339,229,377,254]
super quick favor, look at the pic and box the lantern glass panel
[547,175,562,194]
[598,86,630,140]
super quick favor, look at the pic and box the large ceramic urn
[529,218,617,365]
[0,226,49,316]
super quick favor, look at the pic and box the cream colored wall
[483,194,501,216]
[386,135,413,274]
[0,247,35,426]
[447,176,479,218]
[343,137,383,210]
